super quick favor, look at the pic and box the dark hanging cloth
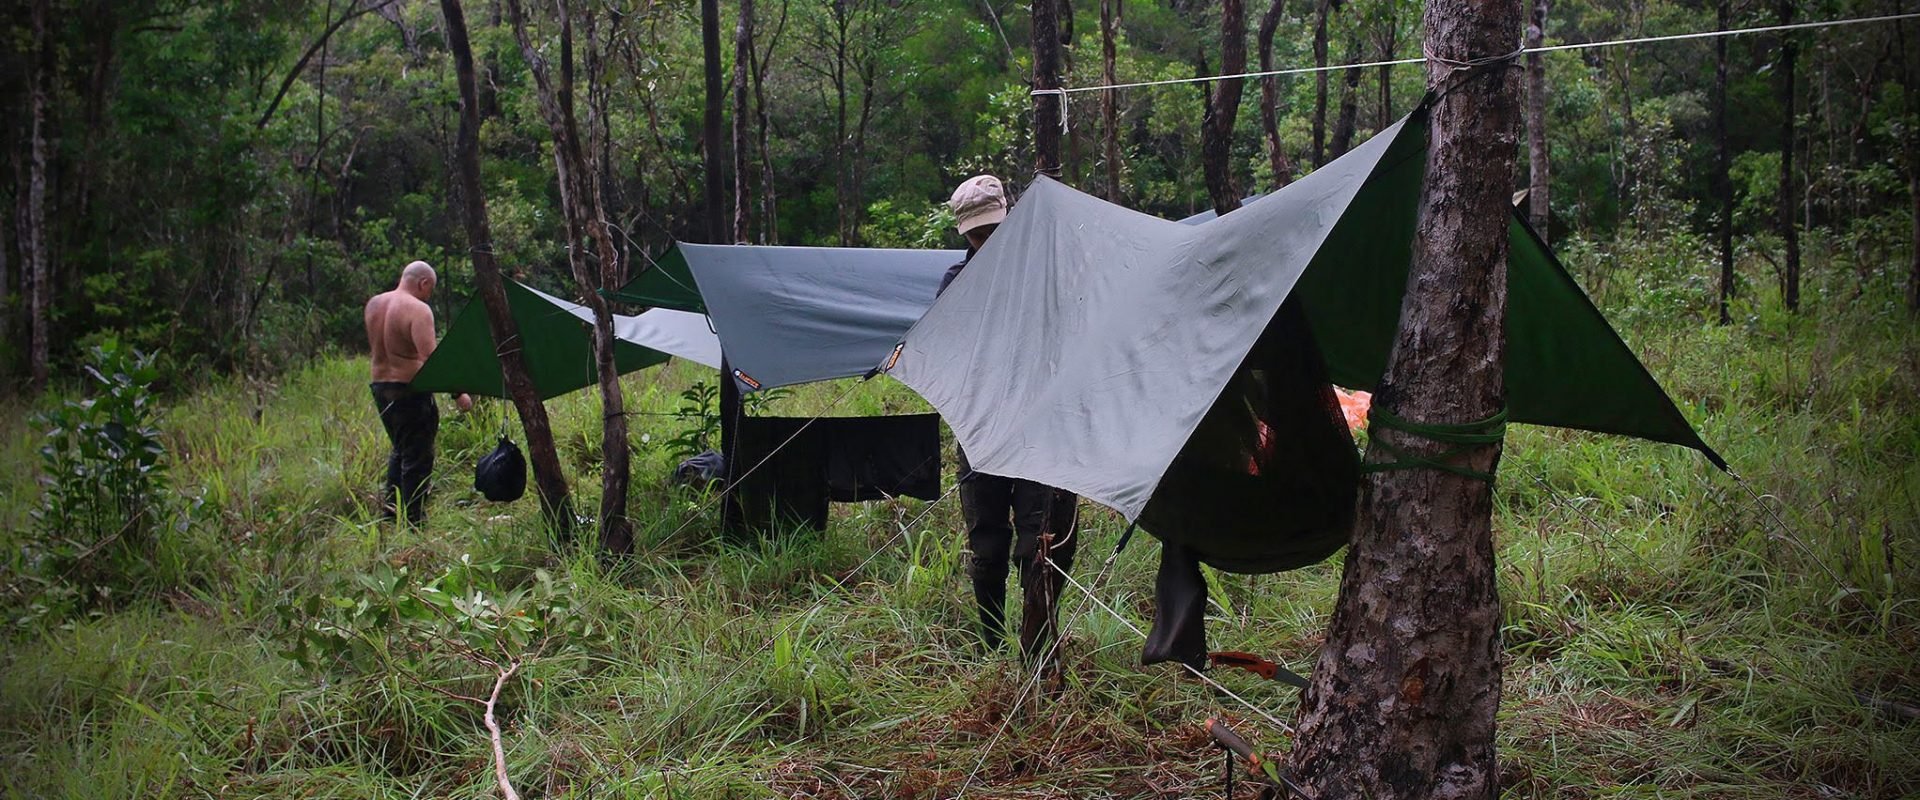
[1142,541,1209,669]
[733,413,943,531]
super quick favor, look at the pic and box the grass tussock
[1,246,1917,799]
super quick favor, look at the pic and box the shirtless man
[365,260,471,524]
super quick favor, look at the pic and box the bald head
[399,261,436,299]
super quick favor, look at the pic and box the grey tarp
[888,108,1719,574]
[410,280,719,400]
[608,243,960,391]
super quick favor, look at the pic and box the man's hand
[455,393,474,412]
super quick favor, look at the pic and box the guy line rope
[1033,12,1920,121]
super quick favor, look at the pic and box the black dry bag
[474,437,527,502]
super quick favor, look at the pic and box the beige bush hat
[949,175,1009,236]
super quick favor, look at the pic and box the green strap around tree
[1360,406,1509,483]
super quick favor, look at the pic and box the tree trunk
[702,0,726,244]
[1102,0,1124,200]
[754,0,786,242]
[1202,0,1247,214]
[1714,0,1733,325]
[504,0,634,554]
[733,0,755,243]
[1021,0,1066,669]
[438,0,575,530]
[1376,2,1397,131]
[1312,0,1332,166]
[1258,0,1292,188]
[1287,0,1521,794]
[1329,34,1362,159]
[1525,0,1549,239]
[26,0,53,393]
[1777,0,1800,312]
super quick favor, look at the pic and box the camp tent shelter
[410,280,720,400]
[887,105,1723,577]
[607,243,960,392]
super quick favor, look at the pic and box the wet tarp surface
[888,107,1721,574]
[410,281,720,400]
[608,243,960,391]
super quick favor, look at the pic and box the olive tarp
[410,280,720,400]
[887,106,1724,576]
[606,243,961,392]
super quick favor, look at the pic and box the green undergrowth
[2,254,1917,798]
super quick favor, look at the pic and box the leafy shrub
[18,339,179,617]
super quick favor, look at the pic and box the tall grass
[1,241,1915,799]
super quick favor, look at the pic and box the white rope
[1037,12,1920,96]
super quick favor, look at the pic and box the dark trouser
[371,382,438,524]
[958,448,1079,650]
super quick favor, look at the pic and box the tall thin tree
[1101,0,1123,200]
[733,0,756,243]
[1201,0,1247,214]
[438,0,575,530]
[1525,0,1550,238]
[1777,0,1801,311]
[1311,0,1334,165]
[1329,33,1363,158]
[504,0,635,554]
[1715,0,1734,325]
[1287,0,1523,794]
[1258,0,1293,188]
[25,0,52,392]
[1021,0,1067,670]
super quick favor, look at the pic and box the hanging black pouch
[474,437,527,502]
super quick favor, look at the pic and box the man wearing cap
[941,175,1080,651]
[365,260,471,525]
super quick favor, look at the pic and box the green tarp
[411,280,720,400]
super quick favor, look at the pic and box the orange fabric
[1335,387,1372,433]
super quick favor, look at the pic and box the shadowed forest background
[0,0,1917,797]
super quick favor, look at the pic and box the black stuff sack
[475,437,527,502]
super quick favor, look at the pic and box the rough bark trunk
[1102,0,1123,200]
[1329,34,1362,159]
[1525,0,1549,239]
[438,0,575,530]
[1033,0,1064,179]
[1258,0,1292,188]
[1286,0,1520,794]
[1714,0,1733,325]
[1376,6,1397,131]
[702,0,726,243]
[1777,0,1800,312]
[754,0,786,242]
[505,0,634,554]
[1202,0,1247,214]
[1021,0,1066,669]
[1312,0,1332,166]
[733,0,755,243]
[26,0,52,392]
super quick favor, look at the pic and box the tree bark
[1376,0,1398,131]
[1287,0,1521,794]
[1033,0,1064,179]
[1312,0,1333,166]
[438,0,575,531]
[1020,0,1066,670]
[1202,0,1247,214]
[504,0,634,554]
[1329,33,1362,159]
[1258,0,1292,189]
[1777,0,1800,312]
[753,0,786,243]
[733,0,755,244]
[701,0,726,244]
[1102,0,1123,200]
[1524,0,1549,239]
[26,0,53,392]
[1714,0,1733,325]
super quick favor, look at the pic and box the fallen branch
[486,660,522,800]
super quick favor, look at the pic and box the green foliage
[14,339,181,622]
